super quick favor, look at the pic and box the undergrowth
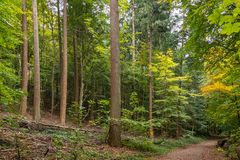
[0,115,204,160]
[122,135,204,155]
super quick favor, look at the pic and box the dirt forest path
[152,140,229,160]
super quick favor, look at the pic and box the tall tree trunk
[20,0,28,116]
[32,0,41,122]
[131,0,136,90]
[60,0,68,125]
[108,0,121,147]
[41,1,45,61]
[73,30,79,103]
[57,0,62,97]
[78,56,84,126]
[50,8,56,118]
[148,29,154,139]
[79,37,84,120]
[132,0,136,62]
[176,36,184,137]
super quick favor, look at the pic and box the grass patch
[122,135,204,155]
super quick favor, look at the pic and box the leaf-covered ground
[0,113,227,160]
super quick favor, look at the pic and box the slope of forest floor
[0,112,227,160]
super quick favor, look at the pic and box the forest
[0,0,240,159]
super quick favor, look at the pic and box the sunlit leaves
[201,81,236,94]
[221,22,240,35]
[0,0,22,105]
[208,0,240,35]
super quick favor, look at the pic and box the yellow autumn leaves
[201,81,236,94]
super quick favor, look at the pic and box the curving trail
[152,140,229,160]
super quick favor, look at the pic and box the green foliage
[208,0,240,35]
[49,129,144,160]
[122,118,148,134]
[123,136,203,154]
[0,0,22,106]
[0,0,232,151]
[122,92,148,134]
[151,50,191,136]
[225,128,240,159]
[52,136,65,159]
[123,137,160,153]
[49,130,91,159]
[0,115,20,128]
[94,99,110,125]
[68,102,85,126]
[181,0,240,136]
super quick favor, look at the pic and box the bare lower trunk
[60,0,68,125]
[20,0,28,116]
[108,0,121,147]
[32,0,41,122]
[73,30,79,103]
[148,29,154,139]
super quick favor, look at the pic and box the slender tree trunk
[148,29,154,139]
[41,1,45,61]
[132,0,136,62]
[57,0,62,97]
[108,0,121,147]
[32,0,41,122]
[79,39,84,113]
[131,0,136,90]
[78,57,84,125]
[50,9,56,118]
[176,37,184,137]
[73,30,79,103]
[60,0,68,125]
[20,0,28,116]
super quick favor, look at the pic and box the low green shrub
[122,137,159,153]
[226,128,240,159]
[123,136,204,155]
[0,115,21,128]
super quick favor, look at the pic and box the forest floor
[0,112,229,160]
